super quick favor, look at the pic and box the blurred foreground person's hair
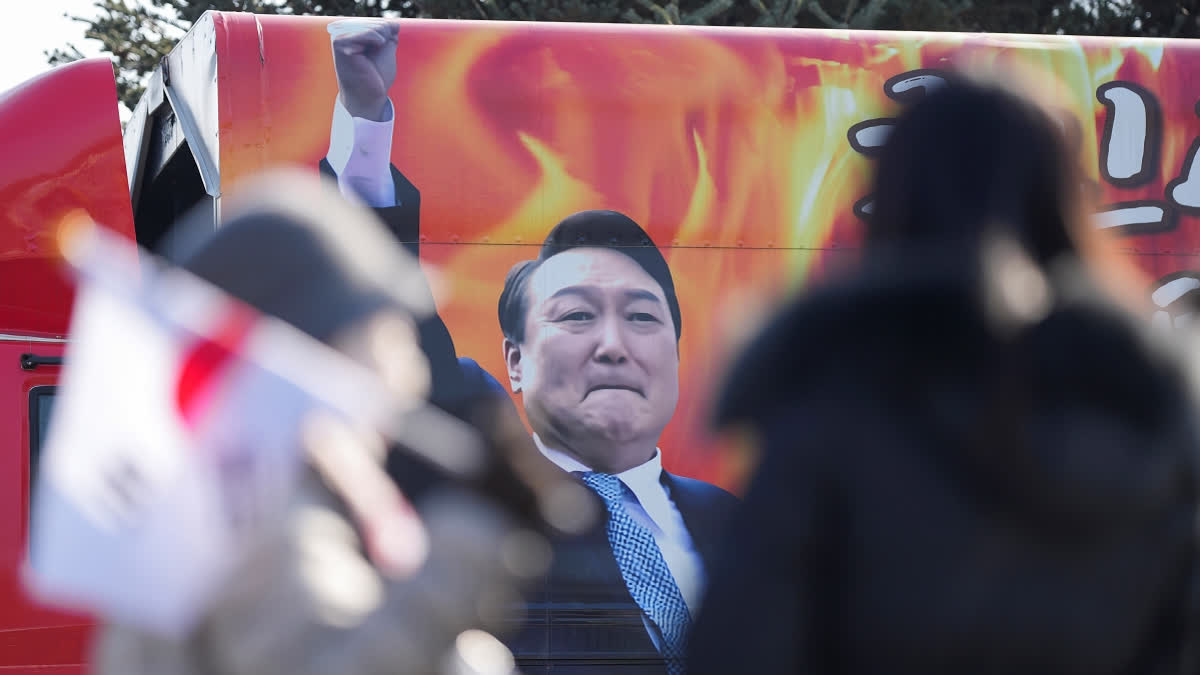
[92,171,573,675]
[689,76,1199,674]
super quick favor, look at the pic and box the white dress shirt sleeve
[325,97,398,208]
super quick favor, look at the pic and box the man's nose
[592,315,630,364]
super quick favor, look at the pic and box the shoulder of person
[665,471,740,507]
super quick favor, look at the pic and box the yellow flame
[492,133,605,238]
[676,131,717,244]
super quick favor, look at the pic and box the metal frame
[123,10,222,237]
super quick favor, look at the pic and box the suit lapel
[546,471,630,599]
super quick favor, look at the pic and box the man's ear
[503,338,523,393]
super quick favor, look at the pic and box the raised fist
[329,20,400,122]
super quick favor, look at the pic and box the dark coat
[317,159,468,412]
[512,471,739,674]
[689,258,1200,675]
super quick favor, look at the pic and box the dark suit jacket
[510,470,739,674]
[318,159,422,259]
[317,159,473,412]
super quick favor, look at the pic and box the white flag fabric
[24,226,401,637]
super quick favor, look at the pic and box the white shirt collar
[532,434,664,493]
[532,435,705,615]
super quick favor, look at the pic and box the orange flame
[220,18,1200,490]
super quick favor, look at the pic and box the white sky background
[0,0,109,95]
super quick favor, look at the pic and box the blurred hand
[331,20,400,122]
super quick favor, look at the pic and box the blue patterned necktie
[579,471,691,675]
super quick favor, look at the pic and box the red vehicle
[0,57,134,673]
[4,11,1200,673]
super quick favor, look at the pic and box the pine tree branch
[842,0,858,23]
[689,0,734,23]
[469,0,491,19]
[634,0,677,24]
[1169,8,1188,37]
[779,0,802,24]
[848,0,891,28]
[507,1,531,19]
[806,0,849,28]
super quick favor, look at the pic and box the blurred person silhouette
[688,76,1200,674]
[93,170,590,675]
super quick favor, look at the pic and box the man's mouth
[585,384,645,398]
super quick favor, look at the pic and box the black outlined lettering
[1097,81,1162,188]
[847,119,895,157]
[1151,272,1200,331]
[1094,200,1176,235]
[884,69,949,104]
[1165,101,1200,213]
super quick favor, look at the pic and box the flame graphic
[220,17,1200,490]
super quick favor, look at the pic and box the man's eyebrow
[547,285,598,301]
[545,286,664,305]
[623,289,665,305]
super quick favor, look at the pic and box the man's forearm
[326,97,398,208]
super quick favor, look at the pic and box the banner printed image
[316,19,739,665]
[268,19,1200,472]
[219,18,1200,663]
[221,18,1200,502]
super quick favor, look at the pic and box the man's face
[505,248,679,471]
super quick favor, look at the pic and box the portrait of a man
[498,210,739,673]
[316,21,738,670]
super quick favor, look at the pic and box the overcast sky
[0,0,107,95]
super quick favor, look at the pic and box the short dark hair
[497,210,682,344]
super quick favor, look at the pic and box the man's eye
[629,312,660,323]
[560,311,594,321]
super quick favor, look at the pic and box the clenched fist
[330,20,400,122]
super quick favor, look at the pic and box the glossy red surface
[0,58,136,339]
[0,58,134,674]
[0,340,91,674]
